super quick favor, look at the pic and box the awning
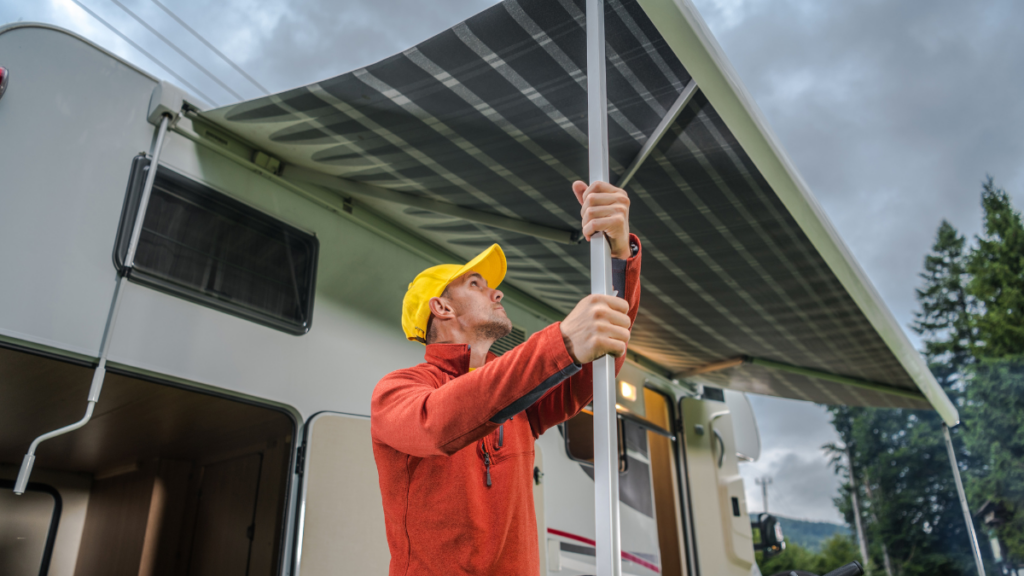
[202,0,958,425]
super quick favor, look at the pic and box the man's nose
[491,289,503,303]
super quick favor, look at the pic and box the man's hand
[573,180,631,260]
[559,294,631,364]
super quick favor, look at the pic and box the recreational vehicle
[0,0,962,575]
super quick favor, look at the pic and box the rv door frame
[674,391,702,576]
[102,362,304,576]
[0,335,305,576]
[642,384,702,576]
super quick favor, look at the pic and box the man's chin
[479,318,513,342]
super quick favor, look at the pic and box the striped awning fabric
[204,0,953,416]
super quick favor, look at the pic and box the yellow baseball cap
[402,244,507,343]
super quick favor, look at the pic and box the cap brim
[448,244,506,291]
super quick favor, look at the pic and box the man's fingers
[582,217,626,239]
[572,180,588,206]
[582,204,627,220]
[581,189,629,209]
[591,293,629,312]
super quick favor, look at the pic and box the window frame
[112,156,320,335]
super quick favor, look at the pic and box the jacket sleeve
[526,235,642,438]
[371,324,581,458]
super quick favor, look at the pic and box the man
[371,180,642,575]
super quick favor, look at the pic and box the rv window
[563,409,627,472]
[114,156,319,334]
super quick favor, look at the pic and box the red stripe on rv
[547,528,661,573]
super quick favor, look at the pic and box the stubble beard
[477,313,513,342]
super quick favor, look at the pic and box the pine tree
[912,220,974,395]
[967,176,1024,359]
[823,215,983,575]
[961,177,1024,563]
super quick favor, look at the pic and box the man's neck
[467,338,492,370]
[432,331,494,370]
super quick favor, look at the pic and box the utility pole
[755,476,772,513]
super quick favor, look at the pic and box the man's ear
[428,296,456,320]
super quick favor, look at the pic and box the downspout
[13,99,176,494]
[585,1,621,575]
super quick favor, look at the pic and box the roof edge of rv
[637,0,958,426]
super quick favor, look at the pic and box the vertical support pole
[13,114,172,495]
[943,424,986,576]
[586,1,621,575]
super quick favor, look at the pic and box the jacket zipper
[498,425,503,449]
[483,450,492,487]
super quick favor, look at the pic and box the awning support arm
[943,424,986,576]
[615,79,699,190]
[13,113,173,495]
[676,356,928,402]
[586,0,622,575]
[282,165,582,245]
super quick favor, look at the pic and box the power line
[149,0,269,95]
[68,0,218,106]
[108,0,243,100]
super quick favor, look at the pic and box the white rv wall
[0,25,156,358]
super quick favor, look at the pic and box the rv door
[293,412,551,575]
[679,396,756,576]
[293,412,390,575]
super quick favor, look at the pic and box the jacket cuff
[612,234,641,297]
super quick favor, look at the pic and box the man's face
[445,272,512,341]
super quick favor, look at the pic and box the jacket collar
[424,343,497,376]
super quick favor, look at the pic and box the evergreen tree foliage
[820,176,1024,574]
[967,177,1024,359]
[960,178,1024,563]
[963,358,1024,560]
[826,404,973,575]
[758,535,861,576]
[912,220,975,402]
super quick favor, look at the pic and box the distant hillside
[751,514,852,552]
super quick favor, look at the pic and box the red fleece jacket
[371,237,641,576]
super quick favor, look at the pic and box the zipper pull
[498,425,504,448]
[484,451,492,487]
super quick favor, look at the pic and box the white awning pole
[942,424,985,576]
[13,113,172,495]
[586,1,621,575]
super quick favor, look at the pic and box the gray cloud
[692,0,1024,344]
[740,395,843,523]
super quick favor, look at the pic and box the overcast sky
[3,0,1022,524]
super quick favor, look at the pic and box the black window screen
[114,156,319,334]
